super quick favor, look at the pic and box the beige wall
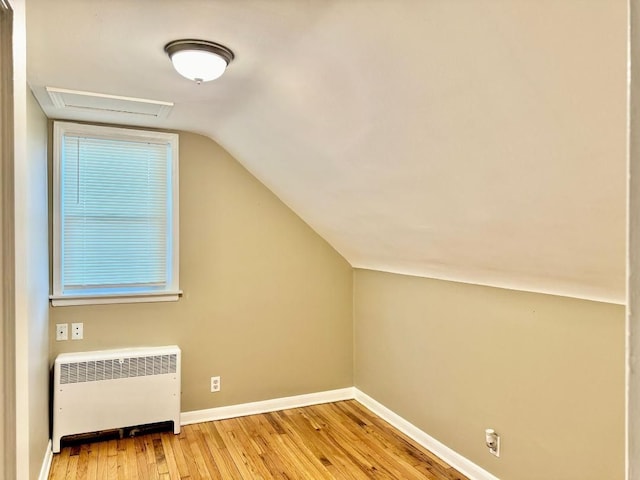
[354,269,625,480]
[49,131,353,412]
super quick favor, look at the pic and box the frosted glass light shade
[170,50,227,83]
[164,40,234,84]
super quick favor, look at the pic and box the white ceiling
[26,0,627,303]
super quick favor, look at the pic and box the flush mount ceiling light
[164,39,234,84]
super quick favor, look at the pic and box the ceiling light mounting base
[164,39,234,64]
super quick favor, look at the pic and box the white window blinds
[52,122,180,305]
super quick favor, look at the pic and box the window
[51,122,180,306]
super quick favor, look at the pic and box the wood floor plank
[342,403,453,480]
[94,439,108,480]
[159,432,184,479]
[311,405,430,480]
[84,443,98,480]
[231,425,275,478]
[107,439,117,458]
[191,424,225,478]
[142,435,160,480]
[152,436,170,477]
[274,411,351,480]
[201,421,244,478]
[278,408,363,480]
[50,400,470,480]
[106,454,117,480]
[320,402,430,478]
[116,447,128,480]
[162,431,190,478]
[133,436,151,480]
[177,429,204,479]
[216,418,271,479]
[183,426,208,478]
[290,407,391,480]
[64,453,78,480]
[75,445,91,480]
[50,445,70,479]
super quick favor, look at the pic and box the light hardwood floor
[49,400,469,479]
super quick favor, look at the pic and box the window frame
[50,121,181,306]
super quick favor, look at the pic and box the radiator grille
[60,354,177,384]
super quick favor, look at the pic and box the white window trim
[50,121,181,306]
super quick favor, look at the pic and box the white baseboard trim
[40,387,495,479]
[182,386,497,480]
[354,389,500,480]
[181,387,355,425]
[38,440,53,480]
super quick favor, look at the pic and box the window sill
[50,291,183,307]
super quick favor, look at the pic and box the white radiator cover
[52,345,181,453]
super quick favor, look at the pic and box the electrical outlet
[485,429,500,457]
[71,322,83,340]
[210,376,221,392]
[56,324,68,341]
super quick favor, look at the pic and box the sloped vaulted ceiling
[26,0,627,303]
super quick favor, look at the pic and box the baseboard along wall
[353,390,499,480]
[181,387,499,480]
[42,387,498,480]
[180,387,356,425]
[38,440,53,480]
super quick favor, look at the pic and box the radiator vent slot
[60,354,177,384]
